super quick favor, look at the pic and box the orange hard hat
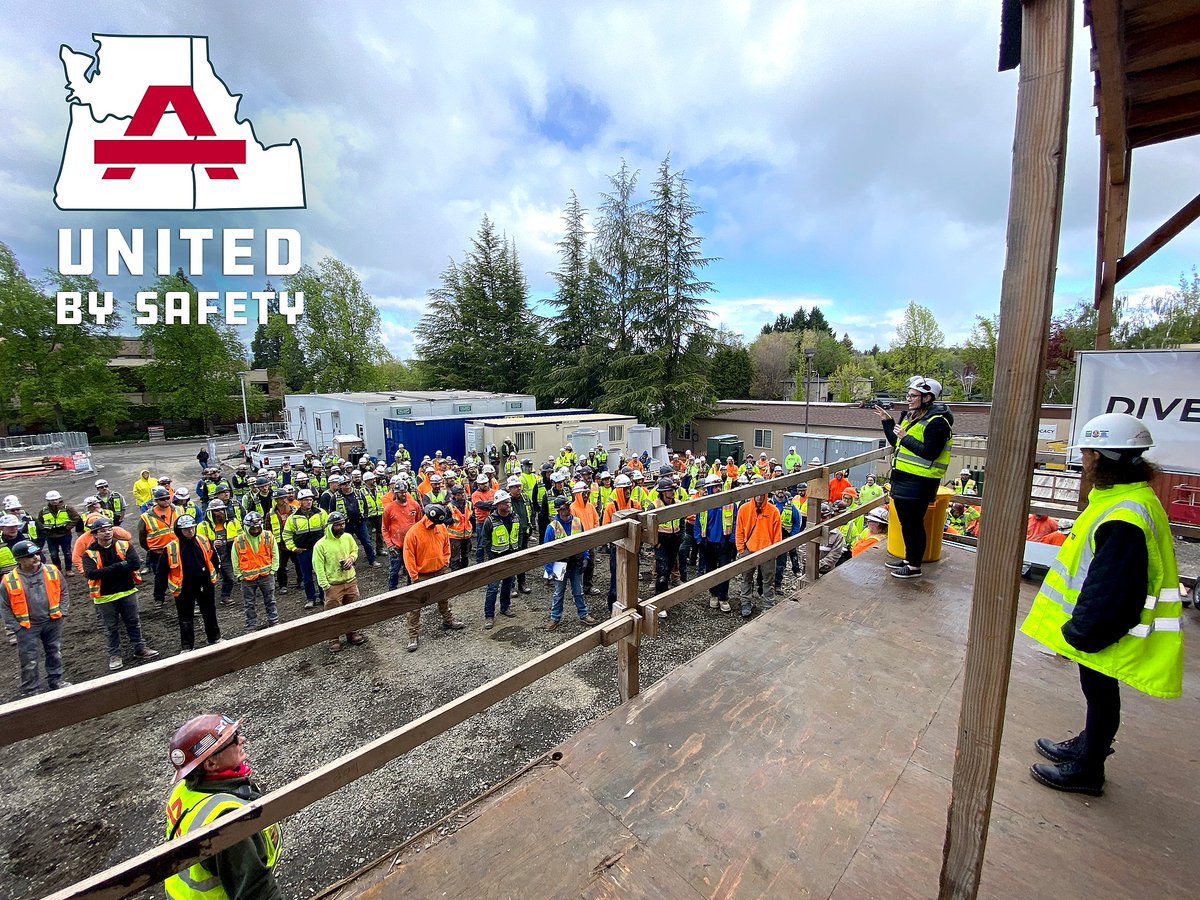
[169,714,240,782]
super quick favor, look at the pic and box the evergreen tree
[416,216,539,394]
[593,160,647,354]
[249,282,283,369]
[709,345,753,399]
[537,192,610,406]
[601,158,715,432]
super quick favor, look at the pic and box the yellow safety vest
[84,541,142,603]
[164,781,282,900]
[1020,481,1182,699]
[489,518,521,554]
[893,413,952,480]
[653,499,681,534]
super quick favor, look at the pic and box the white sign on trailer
[1072,349,1200,474]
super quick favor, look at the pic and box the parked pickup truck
[249,439,307,469]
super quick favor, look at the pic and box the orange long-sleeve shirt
[571,496,599,530]
[383,497,424,549]
[735,498,782,553]
[601,492,640,525]
[1026,515,1058,542]
[403,520,450,580]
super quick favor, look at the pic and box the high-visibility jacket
[2,566,63,627]
[697,503,735,540]
[784,452,801,472]
[601,492,641,525]
[165,536,216,596]
[652,499,682,534]
[232,531,276,581]
[851,533,882,557]
[486,515,521,556]
[362,486,384,517]
[282,507,328,553]
[471,489,495,524]
[570,497,599,531]
[39,505,77,536]
[197,515,242,546]
[735,500,782,554]
[98,491,126,521]
[776,500,803,534]
[447,501,473,540]
[893,414,952,481]
[84,541,141,603]
[133,476,157,507]
[142,505,179,550]
[175,501,202,522]
[519,471,538,497]
[859,483,885,504]
[266,507,293,541]
[1020,481,1182,699]
[164,780,282,900]
[595,449,608,470]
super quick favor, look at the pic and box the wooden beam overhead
[1130,111,1200,146]
[1123,13,1200,74]
[1117,189,1200,282]
[1090,0,1129,184]
[1127,88,1200,128]
[1124,0,1199,33]
[1126,57,1200,104]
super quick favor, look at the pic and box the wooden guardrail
[21,448,899,898]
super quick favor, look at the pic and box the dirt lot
[1,439,1196,898]
[0,440,760,898]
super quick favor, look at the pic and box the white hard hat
[572,481,587,494]
[0,515,19,528]
[751,474,765,484]
[614,474,632,488]
[506,475,521,488]
[551,471,567,484]
[906,375,943,400]
[482,464,495,474]
[3,495,19,510]
[1070,413,1154,456]
[363,471,377,481]
[810,457,821,465]
[492,490,511,503]
[46,490,62,501]
[476,474,489,484]
[866,506,890,525]
[705,474,721,486]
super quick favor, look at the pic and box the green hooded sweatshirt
[312,524,359,589]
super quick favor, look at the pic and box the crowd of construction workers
[0,438,911,697]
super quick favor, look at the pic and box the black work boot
[1029,758,1106,796]
[1035,733,1115,765]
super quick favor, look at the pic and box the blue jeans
[484,576,513,619]
[45,533,73,572]
[474,522,486,563]
[95,595,147,656]
[388,546,411,590]
[551,566,588,621]
[241,579,278,629]
[349,520,376,565]
[295,548,322,602]
[15,618,64,695]
[774,532,801,588]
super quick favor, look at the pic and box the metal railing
[6,448,894,899]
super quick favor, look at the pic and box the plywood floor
[331,545,1200,899]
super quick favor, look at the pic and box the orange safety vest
[3,566,63,628]
[233,531,275,581]
[447,502,473,540]
[165,536,216,596]
[141,505,178,550]
[84,541,142,602]
[850,534,882,557]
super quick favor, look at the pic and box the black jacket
[883,403,954,502]
[1061,520,1149,653]
[81,540,142,597]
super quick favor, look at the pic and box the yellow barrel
[887,486,954,563]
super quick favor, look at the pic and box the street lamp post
[237,371,250,443]
[803,347,817,433]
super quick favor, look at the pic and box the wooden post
[939,1,1073,898]
[614,515,642,702]
[805,470,829,584]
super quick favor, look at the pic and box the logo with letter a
[55,34,305,210]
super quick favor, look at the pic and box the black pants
[703,540,730,602]
[176,580,220,650]
[1079,664,1120,764]
[892,497,929,567]
[516,529,531,590]
[147,548,167,603]
[654,532,683,595]
[276,544,301,588]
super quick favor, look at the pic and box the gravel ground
[0,440,1195,898]
[0,440,755,899]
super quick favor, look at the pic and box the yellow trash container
[887,486,954,563]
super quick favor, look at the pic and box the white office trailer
[464,412,637,464]
[283,391,536,460]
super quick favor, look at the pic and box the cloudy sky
[2,0,1198,360]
